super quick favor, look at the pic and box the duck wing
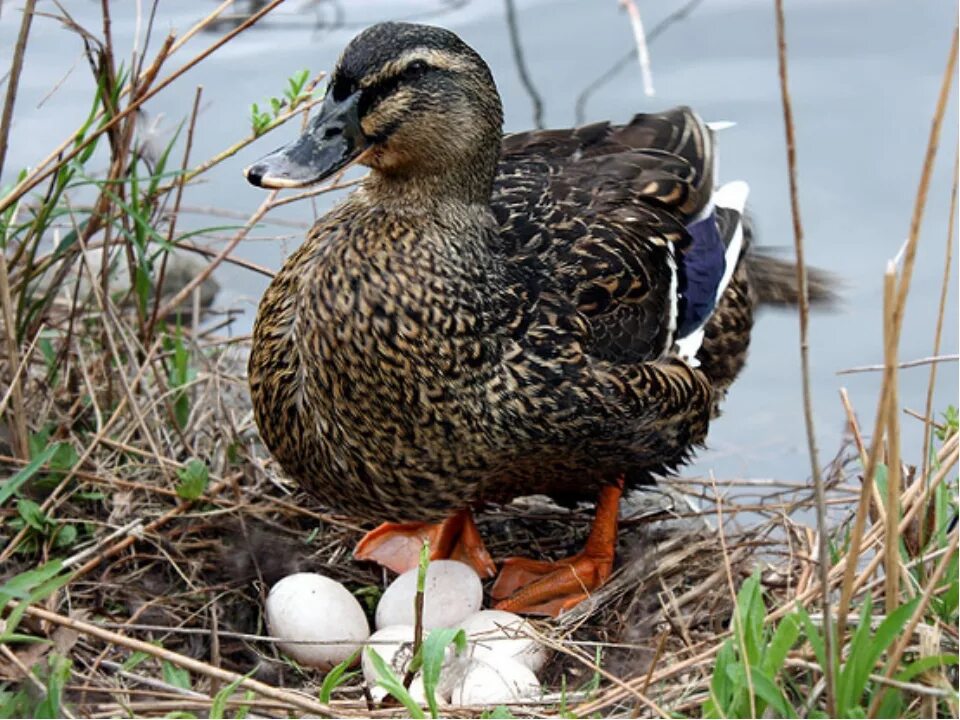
[490,106,747,367]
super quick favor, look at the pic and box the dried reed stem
[882,263,902,613]
[0,0,289,216]
[146,84,204,344]
[836,22,957,639]
[867,529,959,717]
[21,604,337,717]
[0,0,36,179]
[0,251,28,458]
[920,147,958,483]
[154,191,278,318]
[774,1,834,713]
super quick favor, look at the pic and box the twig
[867,529,959,717]
[0,0,289,216]
[710,472,756,718]
[573,0,703,123]
[155,191,278,318]
[503,0,543,129]
[0,251,29,458]
[21,604,337,717]
[618,0,654,96]
[920,147,958,483]
[836,353,959,375]
[882,263,902,613]
[0,0,36,180]
[146,84,203,345]
[774,1,834,714]
[837,20,957,639]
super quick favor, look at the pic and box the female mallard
[245,22,829,615]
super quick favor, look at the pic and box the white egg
[459,610,547,672]
[375,560,482,630]
[449,656,542,706]
[265,573,369,669]
[361,625,417,686]
[364,625,459,706]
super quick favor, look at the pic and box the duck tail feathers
[745,247,838,308]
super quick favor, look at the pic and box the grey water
[1,0,957,498]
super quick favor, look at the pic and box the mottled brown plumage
[246,22,826,528]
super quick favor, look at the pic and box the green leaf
[796,606,827,670]
[234,690,255,719]
[210,672,252,719]
[175,460,209,500]
[761,614,800,679]
[162,661,192,690]
[843,598,918,714]
[364,647,426,719]
[318,651,360,703]
[895,653,959,683]
[121,650,152,672]
[480,706,516,719]
[0,560,64,603]
[0,443,59,506]
[53,523,78,548]
[706,639,736,718]
[33,654,71,719]
[50,442,78,474]
[726,663,796,718]
[839,594,875,712]
[874,688,903,719]
[732,570,763,665]
[420,628,467,718]
[17,497,50,531]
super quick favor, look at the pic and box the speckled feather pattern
[249,103,770,521]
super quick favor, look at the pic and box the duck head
[245,22,504,202]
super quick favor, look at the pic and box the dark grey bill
[245,91,366,189]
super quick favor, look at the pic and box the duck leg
[354,508,496,578]
[491,478,623,617]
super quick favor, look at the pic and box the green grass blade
[0,443,59,507]
[761,613,800,678]
[318,651,359,703]
[420,628,467,718]
[364,647,426,719]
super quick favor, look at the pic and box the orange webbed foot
[489,479,624,617]
[354,508,496,578]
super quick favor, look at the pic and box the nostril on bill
[322,125,343,140]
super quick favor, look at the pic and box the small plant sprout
[250,69,318,136]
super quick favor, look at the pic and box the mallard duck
[245,22,831,615]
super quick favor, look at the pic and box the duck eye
[330,74,354,102]
[402,60,430,81]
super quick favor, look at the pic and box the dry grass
[0,2,957,718]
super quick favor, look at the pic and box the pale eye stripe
[358,48,471,88]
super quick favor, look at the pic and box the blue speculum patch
[676,210,726,338]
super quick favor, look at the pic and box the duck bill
[244,91,367,189]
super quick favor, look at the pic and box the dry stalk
[837,22,958,638]
[774,0,834,712]
[771,433,958,621]
[154,190,278,318]
[0,0,37,179]
[920,147,958,483]
[0,0,290,216]
[867,530,959,717]
[0,335,165,564]
[21,604,339,717]
[0,250,28,458]
[146,85,204,344]
[882,263,902,613]
[711,474,756,717]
